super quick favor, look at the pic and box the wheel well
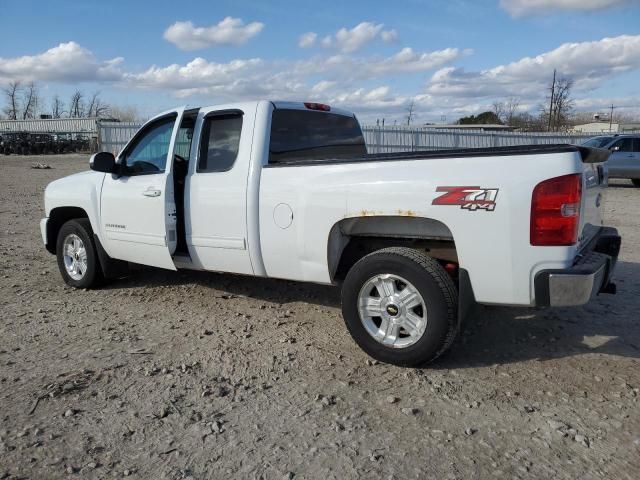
[45,207,89,254]
[328,216,457,282]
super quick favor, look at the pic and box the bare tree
[86,91,110,118]
[504,97,520,125]
[109,105,139,122]
[552,78,573,131]
[405,99,416,126]
[3,81,21,120]
[69,90,85,118]
[21,82,39,119]
[51,95,65,118]
[543,76,574,131]
[492,101,505,123]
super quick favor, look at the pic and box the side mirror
[90,152,116,173]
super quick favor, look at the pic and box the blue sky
[1,0,640,123]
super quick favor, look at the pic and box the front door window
[123,115,176,175]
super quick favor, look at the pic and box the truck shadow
[108,266,342,308]
[438,260,640,367]
[109,261,639,366]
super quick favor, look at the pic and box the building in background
[571,122,640,133]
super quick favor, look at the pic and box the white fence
[0,117,99,134]
[97,122,142,154]
[96,123,599,156]
[361,126,595,154]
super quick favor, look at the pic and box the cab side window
[123,115,176,175]
[197,114,243,173]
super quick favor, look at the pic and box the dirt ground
[0,154,638,480]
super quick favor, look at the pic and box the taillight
[304,102,331,111]
[530,173,582,246]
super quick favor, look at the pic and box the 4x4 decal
[432,186,499,211]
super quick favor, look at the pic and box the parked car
[40,101,620,366]
[582,134,640,187]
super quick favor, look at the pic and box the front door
[100,108,185,269]
[609,137,639,178]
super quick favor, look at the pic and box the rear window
[269,109,366,164]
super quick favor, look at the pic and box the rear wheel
[632,179,640,188]
[56,219,103,288]
[341,247,459,366]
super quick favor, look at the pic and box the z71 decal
[432,186,499,211]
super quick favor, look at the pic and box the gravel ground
[0,154,639,480]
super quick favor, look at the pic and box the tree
[86,91,110,118]
[405,99,416,126]
[457,111,502,125]
[109,105,140,122]
[21,82,39,119]
[492,101,505,123]
[3,81,21,120]
[51,95,65,118]
[504,97,520,125]
[69,90,85,118]
[543,75,574,131]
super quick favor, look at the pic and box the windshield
[582,136,614,148]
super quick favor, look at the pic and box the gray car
[582,134,640,187]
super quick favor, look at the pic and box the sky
[1,0,640,123]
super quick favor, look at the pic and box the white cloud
[381,29,399,43]
[315,22,399,53]
[124,57,264,91]
[500,0,639,17]
[163,17,264,50]
[298,32,317,48]
[0,41,123,83]
[427,35,640,98]
[292,47,465,81]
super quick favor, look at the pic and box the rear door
[100,108,185,269]
[185,106,255,274]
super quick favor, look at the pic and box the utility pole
[547,69,556,132]
[608,104,616,132]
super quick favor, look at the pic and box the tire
[632,179,640,188]
[56,219,104,288]
[341,247,459,367]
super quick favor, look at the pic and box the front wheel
[341,247,459,366]
[56,219,103,288]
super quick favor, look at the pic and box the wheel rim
[62,234,88,281]
[357,274,428,349]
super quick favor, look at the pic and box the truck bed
[265,144,609,167]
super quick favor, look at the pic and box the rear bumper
[534,227,621,307]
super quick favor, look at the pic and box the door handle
[142,188,161,197]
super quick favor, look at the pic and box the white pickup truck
[41,101,621,366]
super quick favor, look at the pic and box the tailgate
[577,146,609,250]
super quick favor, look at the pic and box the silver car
[582,135,640,187]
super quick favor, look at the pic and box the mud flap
[94,234,129,279]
